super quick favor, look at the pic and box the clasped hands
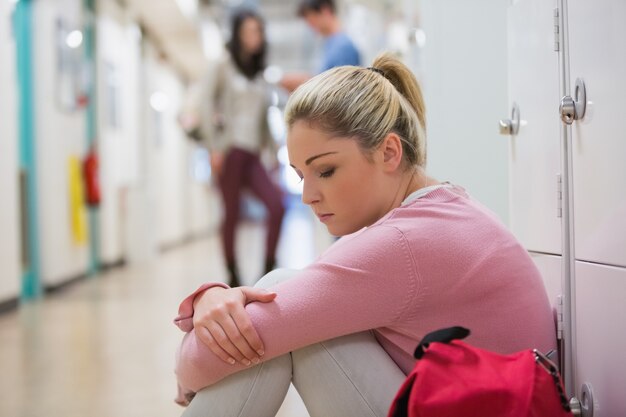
[192,286,277,366]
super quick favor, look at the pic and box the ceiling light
[66,30,83,49]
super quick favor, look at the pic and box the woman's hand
[192,286,277,366]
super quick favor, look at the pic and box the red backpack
[387,327,573,417]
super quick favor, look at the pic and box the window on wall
[56,18,88,112]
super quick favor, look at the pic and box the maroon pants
[218,147,285,264]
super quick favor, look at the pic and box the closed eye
[320,168,335,178]
[291,167,304,182]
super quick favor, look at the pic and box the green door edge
[84,0,100,275]
[14,0,41,300]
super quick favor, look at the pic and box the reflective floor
[0,200,326,417]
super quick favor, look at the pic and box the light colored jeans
[182,269,407,417]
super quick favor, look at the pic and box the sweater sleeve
[175,225,419,393]
[173,282,230,333]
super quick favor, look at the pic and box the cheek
[330,168,371,208]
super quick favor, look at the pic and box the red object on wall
[83,146,101,206]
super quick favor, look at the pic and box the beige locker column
[506,0,562,256]
[563,0,626,414]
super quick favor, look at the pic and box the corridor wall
[143,43,214,250]
[0,0,21,303]
[96,1,142,265]
[32,0,89,286]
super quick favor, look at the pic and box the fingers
[192,286,277,366]
[198,319,257,366]
[230,307,265,356]
[220,314,261,364]
[195,325,237,365]
[240,287,277,303]
[205,319,256,365]
[194,302,263,365]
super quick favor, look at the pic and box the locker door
[506,0,562,255]
[530,253,562,306]
[567,0,626,268]
[573,262,626,416]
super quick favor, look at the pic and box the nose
[301,179,320,206]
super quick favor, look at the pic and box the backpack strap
[414,326,471,359]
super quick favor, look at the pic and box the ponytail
[285,52,427,167]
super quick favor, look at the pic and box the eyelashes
[293,167,336,182]
[319,168,335,178]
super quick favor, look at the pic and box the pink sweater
[174,186,556,394]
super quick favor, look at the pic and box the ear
[379,132,404,173]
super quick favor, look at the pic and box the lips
[316,213,334,223]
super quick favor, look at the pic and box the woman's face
[239,17,264,55]
[288,121,392,236]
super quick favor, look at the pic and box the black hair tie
[367,67,387,78]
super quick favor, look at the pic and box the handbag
[387,327,573,417]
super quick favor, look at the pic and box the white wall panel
[421,0,509,224]
[96,10,142,264]
[573,261,626,416]
[0,0,21,302]
[143,53,187,247]
[159,70,186,245]
[507,0,562,254]
[148,63,217,247]
[568,0,626,268]
[33,0,88,285]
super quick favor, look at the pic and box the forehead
[287,121,330,152]
[287,120,360,165]
[302,10,322,23]
[241,17,261,30]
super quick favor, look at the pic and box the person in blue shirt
[280,0,361,92]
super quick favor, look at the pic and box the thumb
[240,287,277,303]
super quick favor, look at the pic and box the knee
[183,354,293,417]
[254,268,300,289]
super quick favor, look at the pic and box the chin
[326,223,360,238]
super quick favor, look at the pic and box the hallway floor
[0,202,321,417]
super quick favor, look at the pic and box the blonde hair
[284,53,427,167]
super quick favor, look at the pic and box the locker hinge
[556,294,564,340]
[553,8,560,52]
[557,174,563,218]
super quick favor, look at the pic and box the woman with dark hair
[226,9,267,78]
[201,9,285,287]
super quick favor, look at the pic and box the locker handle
[569,382,595,417]
[499,102,520,136]
[560,78,586,125]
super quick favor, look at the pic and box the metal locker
[559,0,626,414]
[508,0,626,413]
[572,262,626,416]
[504,0,562,255]
[565,0,626,269]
